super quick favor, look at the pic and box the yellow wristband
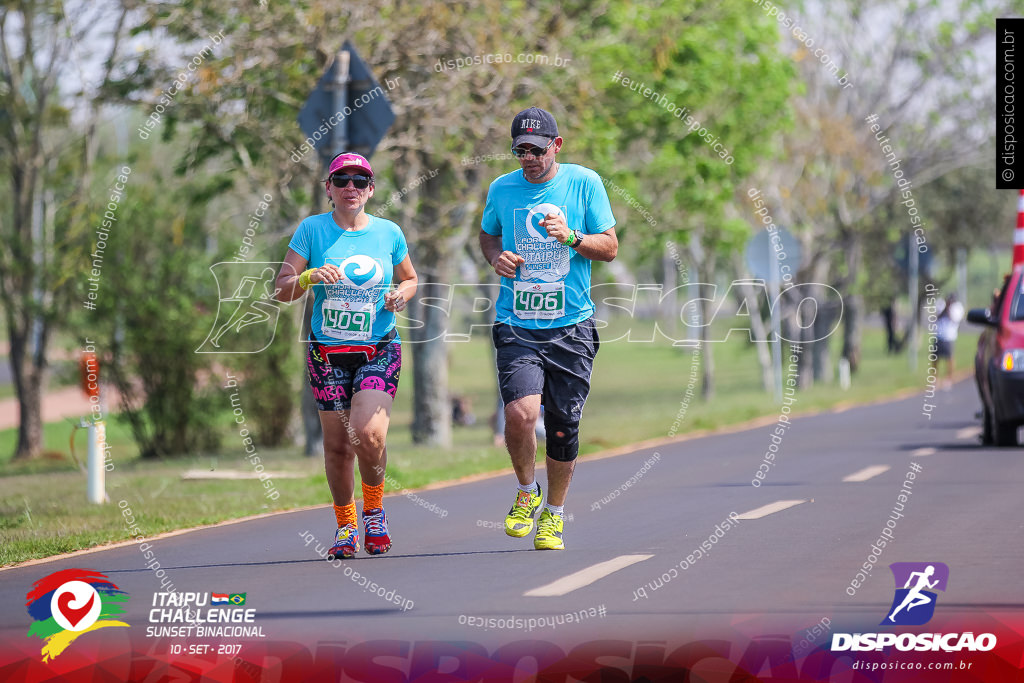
[298,269,315,290]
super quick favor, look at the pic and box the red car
[967,264,1024,446]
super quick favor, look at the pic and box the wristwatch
[570,232,584,249]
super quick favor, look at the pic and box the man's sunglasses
[511,140,554,158]
[329,174,372,189]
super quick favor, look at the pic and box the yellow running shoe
[534,508,564,550]
[504,485,543,537]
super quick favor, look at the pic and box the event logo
[883,562,949,626]
[25,569,130,662]
[197,262,282,354]
[832,561,994,653]
[524,203,562,243]
[514,204,569,283]
[337,255,384,290]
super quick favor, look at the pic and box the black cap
[511,107,558,148]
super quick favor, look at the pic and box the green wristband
[562,230,576,247]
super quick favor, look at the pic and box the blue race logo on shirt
[339,255,384,289]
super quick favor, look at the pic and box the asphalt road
[1,380,1021,664]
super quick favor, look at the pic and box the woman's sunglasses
[329,174,372,189]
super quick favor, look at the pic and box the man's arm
[480,231,524,279]
[541,211,618,263]
[574,227,618,262]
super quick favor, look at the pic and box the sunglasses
[511,140,554,158]
[329,174,372,189]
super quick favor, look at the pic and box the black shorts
[936,339,954,359]
[492,317,599,424]
[306,341,402,411]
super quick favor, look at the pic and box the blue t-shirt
[481,163,616,328]
[288,213,408,343]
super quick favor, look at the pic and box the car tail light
[1002,350,1024,371]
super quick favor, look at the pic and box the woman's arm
[384,256,418,312]
[274,249,309,302]
[275,248,344,302]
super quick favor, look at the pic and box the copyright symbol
[1003,168,1014,182]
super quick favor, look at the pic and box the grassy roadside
[0,324,979,566]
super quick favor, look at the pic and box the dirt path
[0,386,123,430]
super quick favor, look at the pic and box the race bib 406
[513,281,565,320]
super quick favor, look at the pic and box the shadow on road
[100,558,326,573]
[98,548,530,574]
[901,442,1020,452]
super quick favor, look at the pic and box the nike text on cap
[512,107,558,148]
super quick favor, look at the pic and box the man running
[479,107,618,550]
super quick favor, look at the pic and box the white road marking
[842,465,891,482]
[956,427,982,440]
[735,500,807,520]
[524,554,653,597]
[911,447,937,457]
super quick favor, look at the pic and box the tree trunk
[301,175,325,456]
[10,324,45,460]
[687,233,715,399]
[402,158,475,447]
[797,286,816,390]
[409,277,452,447]
[661,247,677,339]
[737,279,773,393]
[842,293,862,373]
[301,295,323,457]
[697,280,715,400]
[811,300,832,383]
[840,238,863,372]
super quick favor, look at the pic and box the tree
[0,0,130,459]
[577,0,796,397]
[757,0,1012,377]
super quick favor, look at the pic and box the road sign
[298,41,395,162]
[745,226,802,281]
[745,226,802,403]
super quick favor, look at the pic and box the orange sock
[362,481,385,511]
[333,502,356,528]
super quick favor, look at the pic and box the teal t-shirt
[481,163,616,328]
[288,213,408,343]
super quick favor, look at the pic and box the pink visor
[328,153,373,177]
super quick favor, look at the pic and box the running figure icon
[887,565,939,622]
[208,267,280,348]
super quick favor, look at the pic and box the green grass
[0,321,978,566]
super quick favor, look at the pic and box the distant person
[452,395,476,427]
[478,107,618,550]
[274,152,418,558]
[933,294,964,387]
[991,273,1012,316]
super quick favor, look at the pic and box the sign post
[295,42,396,456]
[745,226,802,402]
[80,352,106,504]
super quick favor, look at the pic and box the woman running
[275,152,417,558]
